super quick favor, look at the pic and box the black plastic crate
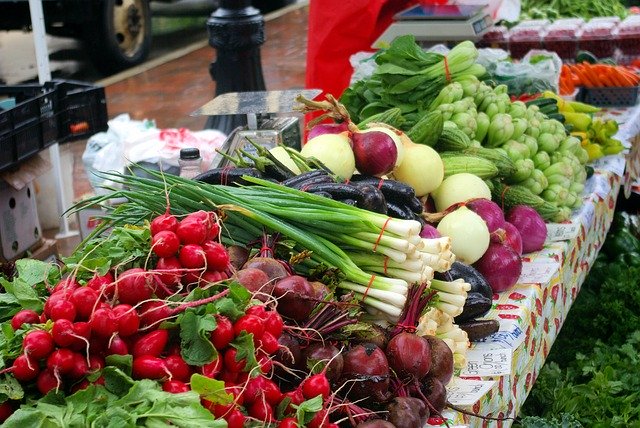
[575,85,640,107]
[56,80,108,141]
[0,132,15,171]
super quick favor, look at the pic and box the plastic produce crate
[0,80,107,173]
[575,85,640,107]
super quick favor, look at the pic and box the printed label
[461,348,513,377]
[446,378,496,407]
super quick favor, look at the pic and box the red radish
[248,399,274,422]
[506,205,548,253]
[491,222,523,255]
[278,417,298,428]
[225,384,245,405]
[179,244,207,269]
[23,330,54,359]
[0,401,12,422]
[199,270,226,285]
[243,376,267,404]
[163,380,190,393]
[245,305,267,319]
[11,309,40,330]
[302,372,330,400]
[385,332,431,379]
[263,311,284,337]
[107,336,129,355]
[257,350,273,374]
[138,301,172,328]
[308,408,328,428]
[474,242,523,293]
[132,355,169,380]
[225,408,246,428]
[88,355,105,372]
[52,278,80,294]
[155,257,183,286]
[86,272,115,298]
[233,315,265,340]
[90,308,118,337]
[182,269,205,286]
[70,287,100,320]
[280,389,305,414]
[112,304,140,337]
[152,230,181,258]
[49,300,77,322]
[207,222,221,242]
[52,319,76,347]
[68,352,89,380]
[200,357,222,378]
[176,218,208,245]
[36,368,60,394]
[47,348,76,375]
[132,329,169,357]
[223,348,245,373]
[202,242,230,271]
[43,292,71,318]
[11,354,40,381]
[220,371,238,384]
[258,331,279,355]
[70,322,92,351]
[165,355,191,382]
[211,316,234,349]
[150,213,179,236]
[116,268,156,305]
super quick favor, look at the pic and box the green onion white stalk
[417,307,469,369]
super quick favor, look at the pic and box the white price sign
[447,378,496,407]
[461,348,513,377]
[518,259,561,284]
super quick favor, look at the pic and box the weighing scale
[192,89,322,168]
[373,3,494,48]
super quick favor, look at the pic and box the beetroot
[272,275,317,321]
[385,332,431,380]
[340,343,390,402]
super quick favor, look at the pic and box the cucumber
[439,153,499,179]
[407,111,443,147]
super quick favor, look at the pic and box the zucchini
[547,113,565,123]
[407,111,444,147]
[434,127,472,151]
[439,153,499,179]
[357,107,405,129]
[525,97,557,108]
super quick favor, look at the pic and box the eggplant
[353,183,388,214]
[444,261,493,301]
[194,167,263,186]
[458,319,500,342]
[454,292,492,323]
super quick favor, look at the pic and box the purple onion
[307,122,349,140]
[474,242,522,293]
[506,205,547,254]
[419,223,441,239]
[466,199,506,234]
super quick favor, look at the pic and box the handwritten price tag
[461,348,513,377]
[475,324,525,350]
[545,222,580,242]
[518,260,561,284]
[447,378,496,407]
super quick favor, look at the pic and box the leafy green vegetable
[2,367,225,428]
[179,309,218,366]
[231,332,259,374]
[190,374,233,405]
[294,395,324,426]
[0,259,58,322]
[62,225,151,279]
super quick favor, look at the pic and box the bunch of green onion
[76,170,463,319]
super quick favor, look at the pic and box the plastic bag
[484,50,562,96]
[82,114,226,193]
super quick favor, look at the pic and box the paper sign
[518,260,561,284]
[461,348,513,377]
[578,202,596,229]
[475,324,526,350]
[591,155,626,177]
[446,378,496,407]
[545,222,580,242]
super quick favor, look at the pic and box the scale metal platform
[373,3,493,48]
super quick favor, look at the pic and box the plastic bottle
[178,148,202,179]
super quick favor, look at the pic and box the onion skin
[308,122,349,140]
[419,223,441,239]
[506,205,547,254]
[437,206,490,264]
[351,129,398,177]
[491,222,523,255]
[466,199,506,234]
[474,242,522,293]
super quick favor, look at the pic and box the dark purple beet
[273,333,301,369]
[272,275,317,321]
[421,375,447,414]
[349,323,389,350]
[356,420,396,428]
[302,343,343,383]
[340,343,390,402]
[386,397,428,428]
[242,257,289,283]
[234,268,273,301]
[424,336,454,385]
[227,245,249,270]
[386,332,431,379]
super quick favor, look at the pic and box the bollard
[205,0,266,133]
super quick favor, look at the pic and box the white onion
[437,206,490,264]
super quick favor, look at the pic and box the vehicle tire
[85,0,152,74]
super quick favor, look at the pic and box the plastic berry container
[477,26,509,50]
[579,20,618,58]
[509,21,547,59]
[615,15,640,56]
[544,21,582,60]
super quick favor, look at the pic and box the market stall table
[433,102,640,427]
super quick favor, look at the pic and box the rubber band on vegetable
[444,57,451,83]
[373,217,392,252]
[383,256,390,275]
[500,185,509,212]
[377,179,384,190]
[362,274,376,300]
[220,166,233,186]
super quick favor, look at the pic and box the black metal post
[205,0,266,133]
